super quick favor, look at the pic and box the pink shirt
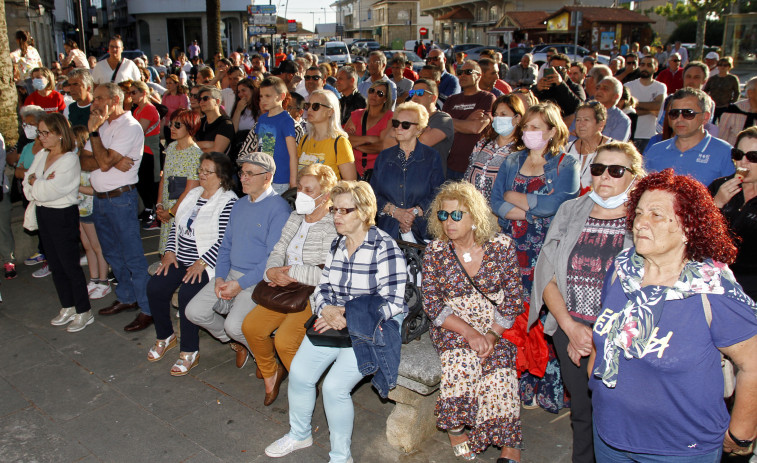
[162,93,190,126]
[85,112,144,192]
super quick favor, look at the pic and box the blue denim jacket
[490,148,579,228]
[345,294,402,398]
[370,141,445,242]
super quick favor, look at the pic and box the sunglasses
[190,93,201,100]
[590,163,632,178]
[199,95,213,102]
[670,59,681,62]
[668,109,703,120]
[426,56,442,61]
[408,89,430,97]
[459,69,479,76]
[391,119,419,130]
[329,206,357,215]
[732,148,757,163]
[303,102,330,111]
[304,75,322,81]
[128,90,139,95]
[368,88,386,98]
[437,210,467,222]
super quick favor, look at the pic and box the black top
[196,115,235,156]
[339,90,367,126]
[709,174,757,277]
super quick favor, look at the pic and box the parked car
[350,39,373,55]
[359,41,381,56]
[531,43,610,67]
[97,49,148,62]
[383,50,425,73]
[322,41,352,65]
[444,43,484,61]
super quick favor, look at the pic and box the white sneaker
[265,434,313,458]
[51,307,77,326]
[32,263,51,278]
[80,255,88,266]
[89,283,112,300]
[67,311,94,332]
[86,280,98,295]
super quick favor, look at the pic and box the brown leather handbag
[252,280,314,314]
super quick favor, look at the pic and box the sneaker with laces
[51,307,77,326]
[4,262,17,279]
[67,311,94,332]
[32,263,51,278]
[24,253,46,266]
[89,283,112,300]
[265,434,313,458]
[86,280,98,295]
[142,218,160,230]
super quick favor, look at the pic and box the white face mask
[295,191,323,215]
[23,124,38,139]
[588,176,636,209]
[492,116,516,136]
[32,78,47,91]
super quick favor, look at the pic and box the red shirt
[275,53,287,67]
[133,103,160,154]
[656,68,683,95]
[24,91,66,113]
[495,79,512,94]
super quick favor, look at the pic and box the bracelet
[198,259,208,268]
[486,329,500,338]
[168,209,175,218]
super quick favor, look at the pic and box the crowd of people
[1,30,757,463]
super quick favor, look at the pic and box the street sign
[288,19,297,33]
[570,11,583,27]
[419,27,428,36]
[251,14,276,25]
[248,25,277,35]
[248,5,276,14]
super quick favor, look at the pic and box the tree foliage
[667,19,725,45]
[654,0,736,60]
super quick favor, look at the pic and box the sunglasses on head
[391,119,419,130]
[590,163,632,178]
[303,102,330,111]
[668,108,703,120]
[368,88,386,98]
[460,69,479,75]
[732,148,757,163]
[171,122,183,129]
[304,75,322,81]
[408,89,430,97]
[437,210,467,222]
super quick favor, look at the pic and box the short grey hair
[670,87,711,113]
[745,76,757,93]
[522,53,533,62]
[589,64,612,83]
[199,85,222,101]
[99,82,123,103]
[601,76,623,97]
[19,105,46,122]
[67,68,93,91]
[338,65,358,82]
[369,50,387,66]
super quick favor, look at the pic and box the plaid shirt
[314,226,407,320]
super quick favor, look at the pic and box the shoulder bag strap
[110,59,123,83]
[449,242,498,307]
[333,135,342,158]
[360,111,370,169]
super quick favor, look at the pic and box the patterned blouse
[464,138,516,202]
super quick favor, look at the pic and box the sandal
[147,334,177,362]
[449,427,476,461]
[170,351,199,376]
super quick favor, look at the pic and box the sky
[258,0,341,34]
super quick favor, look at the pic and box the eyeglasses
[670,59,681,62]
[303,102,330,111]
[190,93,201,100]
[590,163,632,178]
[437,210,467,222]
[391,119,419,130]
[37,130,52,138]
[197,168,216,176]
[329,206,357,215]
[199,95,213,102]
[304,75,322,81]
[459,69,479,76]
[426,56,441,61]
[171,122,183,129]
[409,89,431,97]
[129,90,139,95]
[668,109,703,120]
[732,148,757,163]
[368,88,386,98]
[238,169,267,179]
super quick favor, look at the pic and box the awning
[437,7,473,21]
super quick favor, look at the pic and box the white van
[323,41,352,65]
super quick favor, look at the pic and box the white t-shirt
[91,58,142,84]
[624,79,666,139]
[85,112,144,192]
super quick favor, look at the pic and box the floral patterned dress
[422,234,526,453]
[159,141,202,253]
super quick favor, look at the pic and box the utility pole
[76,0,86,55]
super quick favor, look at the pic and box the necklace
[455,242,476,263]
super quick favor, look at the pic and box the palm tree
[206,0,223,57]
[0,0,20,148]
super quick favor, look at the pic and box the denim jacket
[370,141,445,242]
[490,148,579,227]
[345,294,402,398]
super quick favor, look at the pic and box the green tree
[206,0,222,57]
[0,0,19,148]
[654,0,735,60]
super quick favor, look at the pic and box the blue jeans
[93,189,151,315]
[287,336,364,463]
[593,426,722,462]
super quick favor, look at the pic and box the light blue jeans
[287,336,363,463]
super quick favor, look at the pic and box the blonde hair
[427,181,499,246]
[514,102,569,157]
[305,90,348,139]
[329,181,377,228]
[595,141,647,178]
[394,101,429,131]
[298,163,338,193]
[31,67,55,90]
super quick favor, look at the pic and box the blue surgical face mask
[32,78,47,91]
[492,116,516,136]
[588,176,636,209]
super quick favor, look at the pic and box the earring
[471,224,477,230]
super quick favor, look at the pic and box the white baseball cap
[705,51,720,60]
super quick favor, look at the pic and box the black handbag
[167,176,187,200]
[304,313,352,348]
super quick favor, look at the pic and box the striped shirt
[314,226,407,320]
[464,138,516,202]
[165,197,236,267]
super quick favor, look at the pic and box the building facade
[5,0,57,66]
[332,0,376,40]
[371,0,433,47]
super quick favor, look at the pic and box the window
[489,5,498,21]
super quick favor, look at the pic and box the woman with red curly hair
[155,108,203,252]
[589,168,757,461]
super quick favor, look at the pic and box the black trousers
[137,152,159,211]
[553,326,595,463]
[37,205,90,314]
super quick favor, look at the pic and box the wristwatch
[729,429,754,448]
[89,131,99,138]
[412,208,420,217]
